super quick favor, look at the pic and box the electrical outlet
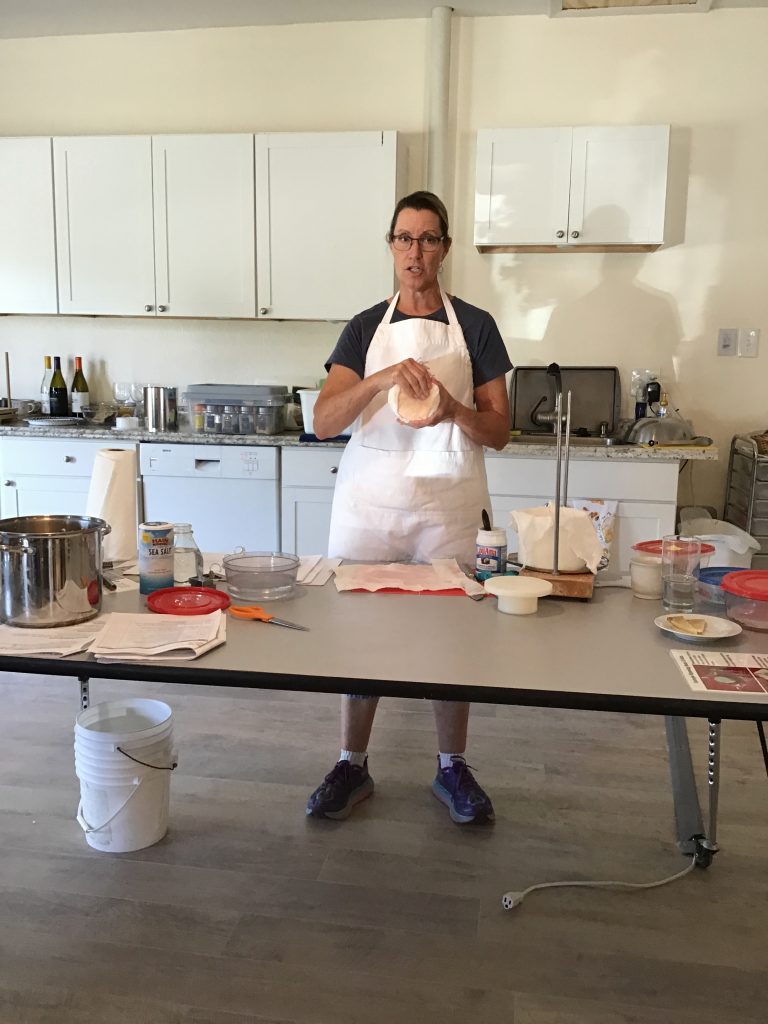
[738,328,760,358]
[717,328,738,356]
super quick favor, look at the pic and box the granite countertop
[0,423,718,461]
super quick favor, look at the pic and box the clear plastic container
[172,523,204,585]
[721,570,768,631]
[695,566,751,609]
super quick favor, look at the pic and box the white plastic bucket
[679,514,759,568]
[74,699,176,853]
[299,389,321,435]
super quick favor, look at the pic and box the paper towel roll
[85,448,138,563]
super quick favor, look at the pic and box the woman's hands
[400,379,458,428]
[314,360,438,439]
[406,376,510,451]
[373,357,435,400]
[314,362,509,451]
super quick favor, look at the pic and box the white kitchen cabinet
[475,125,669,250]
[0,137,58,313]
[53,134,255,317]
[255,132,401,320]
[484,454,678,577]
[152,135,255,318]
[0,437,137,518]
[281,447,342,555]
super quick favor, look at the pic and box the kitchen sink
[507,434,627,447]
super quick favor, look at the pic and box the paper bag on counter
[510,505,602,574]
[85,448,138,563]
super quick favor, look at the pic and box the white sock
[439,752,464,770]
[340,749,367,767]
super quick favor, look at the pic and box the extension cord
[501,855,697,911]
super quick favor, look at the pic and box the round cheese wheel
[388,382,440,424]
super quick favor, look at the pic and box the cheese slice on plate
[667,615,707,635]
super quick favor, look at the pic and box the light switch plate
[738,328,760,358]
[717,328,738,356]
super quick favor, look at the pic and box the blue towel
[299,433,350,443]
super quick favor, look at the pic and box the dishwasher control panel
[139,443,278,480]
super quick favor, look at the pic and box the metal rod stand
[551,391,572,576]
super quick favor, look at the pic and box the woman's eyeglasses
[390,233,444,252]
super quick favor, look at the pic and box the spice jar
[221,405,238,434]
[193,403,205,433]
[204,404,222,433]
[239,405,254,434]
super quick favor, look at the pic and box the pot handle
[100,523,112,537]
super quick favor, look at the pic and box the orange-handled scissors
[228,605,309,631]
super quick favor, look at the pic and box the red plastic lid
[147,587,231,615]
[632,539,716,556]
[720,570,768,601]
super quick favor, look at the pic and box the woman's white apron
[327,289,490,564]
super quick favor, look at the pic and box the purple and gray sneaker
[432,755,495,825]
[306,759,374,820]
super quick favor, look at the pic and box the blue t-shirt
[325,296,512,388]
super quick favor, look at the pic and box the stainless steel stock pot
[0,515,111,627]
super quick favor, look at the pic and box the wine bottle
[39,356,53,415]
[49,356,69,417]
[70,356,90,416]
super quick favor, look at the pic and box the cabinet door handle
[158,304,167,312]
[64,455,76,463]
[259,307,270,315]
[144,304,154,312]
[330,466,338,474]
[556,230,565,239]
[570,230,580,239]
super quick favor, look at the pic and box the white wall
[1,11,767,509]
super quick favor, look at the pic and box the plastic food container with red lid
[632,539,716,559]
[721,570,768,631]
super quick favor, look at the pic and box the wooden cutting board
[520,566,595,599]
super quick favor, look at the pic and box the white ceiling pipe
[427,5,453,204]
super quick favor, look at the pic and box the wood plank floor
[0,671,766,1023]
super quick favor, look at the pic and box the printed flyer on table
[671,650,768,694]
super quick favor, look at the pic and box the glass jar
[172,523,204,585]
[239,405,254,434]
[222,405,238,434]
[204,404,221,433]
[193,403,205,433]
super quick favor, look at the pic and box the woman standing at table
[306,191,512,825]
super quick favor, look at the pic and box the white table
[3,586,767,868]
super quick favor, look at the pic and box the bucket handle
[76,779,143,835]
[117,747,177,771]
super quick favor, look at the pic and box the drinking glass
[112,382,135,417]
[661,535,701,612]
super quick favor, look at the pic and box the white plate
[654,614,742,642]
[25,417,86,427]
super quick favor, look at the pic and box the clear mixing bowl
[223,551,300,602]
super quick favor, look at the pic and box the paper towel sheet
[85,448,138,563]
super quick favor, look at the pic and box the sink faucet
[530,362,565,433]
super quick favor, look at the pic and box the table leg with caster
[693,718,721,868]
[664,715,721,868]
[78,675,90,712]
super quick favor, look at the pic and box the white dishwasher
[139,443,280,553]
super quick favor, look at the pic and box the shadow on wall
[540,206,683,400]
